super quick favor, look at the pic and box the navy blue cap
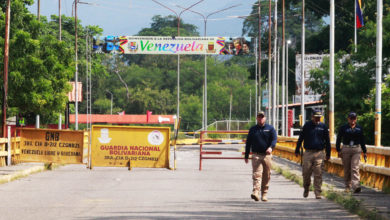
[348,112,357,118]
[257,111,265,117]
[312,109,322,117]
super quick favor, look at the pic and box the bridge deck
[0,146,375,219]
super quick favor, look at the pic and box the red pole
[199,131,204,170]
[2,0,11,137]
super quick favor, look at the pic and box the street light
[176,4,241,131]
[285,39,291,136]
[152,0,204,122]
[105,90,113,115]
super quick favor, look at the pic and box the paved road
[0,146,360,220]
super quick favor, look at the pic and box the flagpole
[300,0,305,126]
[281,0,286,136]
[375,0,383,147]
[354,0,357,53]
[329,0,335,142]
[272,0,278,129]
[268,0,272,123]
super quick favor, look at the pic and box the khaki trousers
[341,147,362,190]
[302,150,324,196]
[252,153,272,195]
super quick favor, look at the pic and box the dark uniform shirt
[245,123,277,159]
[336,124,367,153]
[295,121,331,157]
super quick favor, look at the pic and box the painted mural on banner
[93,36,252,55]
[19,128,84,164]
[90,125,170,169]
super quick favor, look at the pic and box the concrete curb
[0,164,45,184]
[273,157,390,220]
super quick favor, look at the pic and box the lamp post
[268,0,272,124]
[285,39,291,136]
[176,4,241,131]
[74,0,79,130]
[2,0,10,137]
[106,90,113,115]
[152,0,204,122]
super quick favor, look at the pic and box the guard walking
[245,111,277,202]
[336,112,367,193]
[295,110,331,199]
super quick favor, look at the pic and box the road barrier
[1,127,389,191]
[90,125,171,169]
[0,136,22,166]
[275,136,390,191]
[0,129,89,167]
[199,130,248,171]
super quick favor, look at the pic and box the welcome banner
[93,36,252,55]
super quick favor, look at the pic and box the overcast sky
[27,0,255,37]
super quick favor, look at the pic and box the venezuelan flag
[356,0,364,29]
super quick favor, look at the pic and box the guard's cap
[257,111,265,117]
[348,112,357,119]
[312,109,322,117]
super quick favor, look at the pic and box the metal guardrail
[275,136,390,191]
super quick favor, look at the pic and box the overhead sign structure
[91,125,170,169]
[19,128,84,164]
[93,36,252,55]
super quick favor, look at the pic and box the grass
[272,164,387,220]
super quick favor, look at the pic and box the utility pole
[74,0,79,130]
[151,0,204,123]
[272,0,278,128]
[179,4,240,131]
[268,0,272,123]
[59,0,62,41]
[286,40,291,136]
[300,0,305,126]
[38,0,41,21]
[375,0,383,146]
[258,0,262,112]
[2,0,11,137]
[281,0,286,136]
[329,0,335,141]
[255,39,258,117]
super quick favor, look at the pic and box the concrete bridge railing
[275,136,390,191]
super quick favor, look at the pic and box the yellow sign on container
[19,128,84,164]
[91,125,170,169]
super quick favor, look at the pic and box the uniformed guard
[336,112,367,193]
[295,109,331,199]
[245,111,277,202]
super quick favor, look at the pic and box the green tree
[0,0,73,124]
[309,5,390,145]
[0,0,105,125]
